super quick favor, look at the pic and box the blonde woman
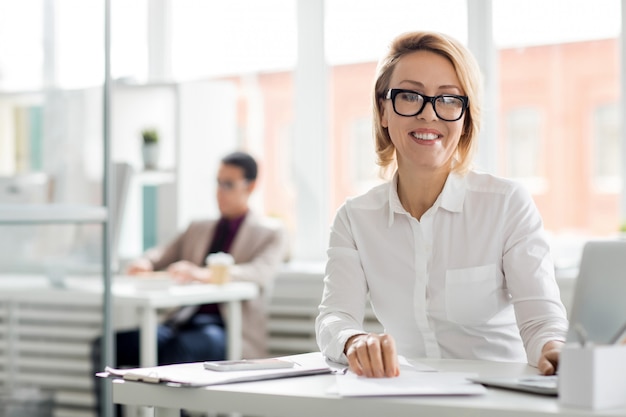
[316,31,567,378]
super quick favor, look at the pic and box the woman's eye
[400,93,420,102]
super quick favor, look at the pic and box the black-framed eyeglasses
[217,179,249,191]
[384,88,468,122]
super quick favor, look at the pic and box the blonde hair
[373,31,483,178]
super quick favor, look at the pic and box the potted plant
[141,128,160,170]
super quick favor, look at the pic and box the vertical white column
[293,0,329,261]
[147,0,172,81]
[467,0,498,174]
[147,0,174,254]
[620,0,626,222]
[43,0,56,87]
[177,81,238,230]
[241,73,266,210]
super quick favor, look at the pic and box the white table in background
[0,275,258,366]
[70,276,259,365]
[112,354,626,417]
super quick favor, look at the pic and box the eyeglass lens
[217,179,248,190]
[217,180,236,190]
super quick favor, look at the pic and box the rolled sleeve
[503,184,568,366]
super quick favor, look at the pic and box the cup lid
[206,251,234,265]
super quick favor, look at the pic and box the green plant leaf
[141,128,159,144]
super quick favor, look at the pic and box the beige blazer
[144,211,288,359]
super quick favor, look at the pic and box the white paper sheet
[404,357,437,372]
[334,368,486,397]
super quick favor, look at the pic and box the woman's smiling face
[381,49,466,173]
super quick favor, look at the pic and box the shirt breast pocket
[445,264,503,325]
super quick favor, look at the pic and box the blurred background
[1,1,625,416]
[1,0,624,272]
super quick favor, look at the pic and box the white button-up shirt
[316,170,568,366]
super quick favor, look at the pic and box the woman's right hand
[126,259,154,275]
[344,333,400,378]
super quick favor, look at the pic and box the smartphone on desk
[203,358,295,372]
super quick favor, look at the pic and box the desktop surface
[112,355,626,417]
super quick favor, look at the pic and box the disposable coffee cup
[206,252,234,285]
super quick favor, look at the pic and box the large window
[167,0,624,253]
[2,0,624,265]
[324,0,467,212]
[494,0,622,236]
[171,0,297,79]
[504,108,544,190]
[593,104,621,191]
[0,1,106,272]
[350,117,377,189]
[324,0,467,66]
[0,1,43,90]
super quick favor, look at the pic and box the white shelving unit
[0,205,108,224]
[112,79,239,261]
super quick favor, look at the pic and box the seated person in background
[315,31,568,378]
[122,151,288,363]
[92,151,288,394]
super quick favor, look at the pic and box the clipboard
[98,352,332,387]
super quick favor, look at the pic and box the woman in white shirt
[315,31,568,378]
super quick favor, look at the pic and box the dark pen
[609,322,626,345]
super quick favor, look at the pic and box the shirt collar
[220,211,247,230]
[387,171,467,227]
[440,172,466,213]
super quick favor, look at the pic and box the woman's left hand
[538,340,564,375]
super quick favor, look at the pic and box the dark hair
[221,151,258,181]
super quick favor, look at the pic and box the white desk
[79,276,258,365]
[0,275,258,366]
[112,355,626,417]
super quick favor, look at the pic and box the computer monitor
[565,240,626,345]
[111,162,133,272]
[0,166,131,274]
[0,172,49,204]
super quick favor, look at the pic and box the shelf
[112,78,178,89]
[0,204,108,224]
[135,169,176,186]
